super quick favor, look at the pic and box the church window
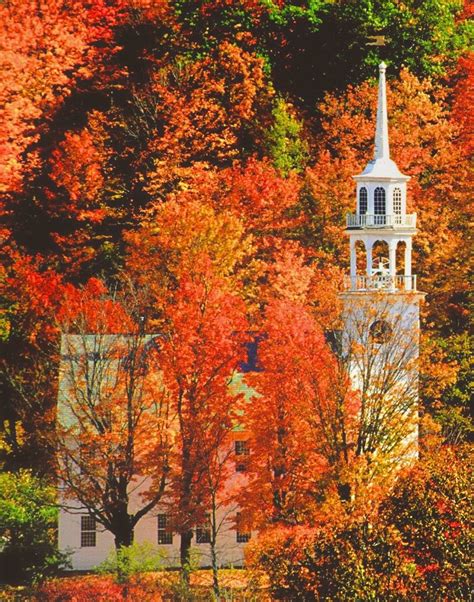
[374,187,386,215]
[239,335,263,373]
[157,514,173,545]
[393,188,402,214]
[196,515,211,544]
[359,188,368,214]
[236,512,251,543]
[80,515,96,547]
[235,440,250,472]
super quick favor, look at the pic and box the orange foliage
[0,0,124,196]
[155,260,247,562]
[451,52,474,157]
[49,127,107,223]
[125,194,252,315]
[241,296,356,528]
[140,42,270,196]
[58,278,132,334]
[158,258,246,520]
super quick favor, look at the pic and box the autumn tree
[242,298,336,528]
[154,260,247,581]
[56,278,171,550]
[382,443,473,600]
[200,435,243,599]
[0,0,122,196]
[241,267,426,528]
[0,252,67,471]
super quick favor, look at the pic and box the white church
[58,63,423,570]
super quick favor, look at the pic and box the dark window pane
[196,527,211,544]
[235,441,249,456]
[80,515,96,548]
[359,187,368,214]
[157,514,173,545]
[374,187,386,215]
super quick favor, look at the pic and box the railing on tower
[346,214,417,228]
[343,274,417,292]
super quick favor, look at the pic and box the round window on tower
[369,319,392,344]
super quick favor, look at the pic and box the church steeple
[345,63,418,293]
[356,63,408,180]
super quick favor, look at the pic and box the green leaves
[0,471,68,584]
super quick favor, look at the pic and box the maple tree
[56,279,172,550]
[241,298,336,528]
[124,192,253,314]
[451,52,474,158]
[106,40,271,205]
[152,260,247,580]
[0,0,124,196]
[241,282,425,530]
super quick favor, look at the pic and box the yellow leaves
[125,196,255,307]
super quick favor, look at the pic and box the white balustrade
[343,274,417,292]
[346,214,417,228]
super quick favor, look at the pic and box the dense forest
[0,0,472,598]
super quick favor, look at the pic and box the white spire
[374,62,390,160]
[353,62,409,181]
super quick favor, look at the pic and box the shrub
[32,575,164,601]
[246,518,417,600]
[247,446,473,601]
[248,520,411,602]
[96,541,166,582]
[382,445,473,601]
[0,470,70,584]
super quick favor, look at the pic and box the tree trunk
[211,534,221,600]
[112,512,134,583]
[114,527,133,549]
[210,504,220,601]
[180,529,194,586]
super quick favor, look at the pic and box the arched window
[393,188,402,214]
[359,187,368,215]
[374,187,386,215]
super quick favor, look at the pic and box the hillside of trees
[0,0,472,597]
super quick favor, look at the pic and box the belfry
[346,62,416,293]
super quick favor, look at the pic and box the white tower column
[404,238,412,290]
[365,240,373,277]
[389,240,397,290]
[350,238,357,288]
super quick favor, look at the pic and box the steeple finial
[374,62,390,160]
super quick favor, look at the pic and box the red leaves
[0,0,124,196]
[451,52,474,157]
[58,278,132,334]
[49,127,107,222]
[3,253,65,347]
[221,158,302,238]
[157,262,247,529]
[240,296,352,527]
